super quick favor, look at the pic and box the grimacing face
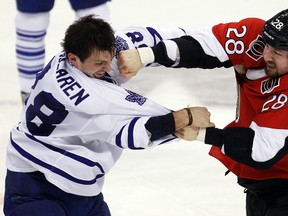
[263,44,288,78]
[68,49,113,79]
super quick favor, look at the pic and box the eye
[274,50,284,56]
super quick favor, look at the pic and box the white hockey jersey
[7,26,186,197]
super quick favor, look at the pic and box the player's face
[263,44,288,77]
[75,50,113,79]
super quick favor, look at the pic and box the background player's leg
[75,3,110,21]
[15,0,55,103]
[15,11,50,102]
[69,0,111,21]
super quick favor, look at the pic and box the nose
[263,45,273,62]
[103,62,112,71]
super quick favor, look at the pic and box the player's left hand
[175,125,199,141]
[118,50,143,78]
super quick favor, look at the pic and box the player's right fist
[118,49,143,78]
[190,107,215,128]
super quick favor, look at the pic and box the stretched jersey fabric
[161,18,288,180]
[109,26,187,84]
[7,51,177,196]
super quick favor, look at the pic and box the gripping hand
[175,125,199,141]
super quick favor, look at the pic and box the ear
[67,53,78,66]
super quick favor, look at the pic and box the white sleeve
[74,79,178,149]
[188,26,229,63]
[108,26,187,84]
[250,121,288,162]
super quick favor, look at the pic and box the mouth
[266,63,275,70]
[93,71,106,78]
[265,61,277,75]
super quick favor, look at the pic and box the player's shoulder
[212,17,265,38]
[239,17,265,25]
[238,17,266,31]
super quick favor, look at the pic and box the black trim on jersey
[205,127,223,146]
[145,112,175,141]
[151,36,232,68]
[205,127,288,170]
[151,42,175,66]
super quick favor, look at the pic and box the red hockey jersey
[208,18,288,179]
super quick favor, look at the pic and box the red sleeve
[212,18,266,68]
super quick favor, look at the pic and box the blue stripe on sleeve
[128,117,144,150]
[115,117,144,150]
[115,125,125,148]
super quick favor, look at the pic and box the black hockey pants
[238,178,288,216]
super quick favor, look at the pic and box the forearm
[145,113,175,141]
[118,34,233,78]
[145,109,191,141]
[151,36,203,67]
[202,127,288,170]
[150,36,232,68]
[145,107,213,141]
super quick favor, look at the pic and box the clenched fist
[190,107,215,128]
[118,50,143,78]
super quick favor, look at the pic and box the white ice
[0,0,286,215]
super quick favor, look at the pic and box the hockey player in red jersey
[118,9,288,216]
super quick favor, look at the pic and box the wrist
[137,47,155,65]
[184,108,193,126]
[196,128,206,142]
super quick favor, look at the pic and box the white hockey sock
[15,11,50,93]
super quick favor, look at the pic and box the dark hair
[61,15,115,61]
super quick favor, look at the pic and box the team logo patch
[261,77,280,94]
[246,35,265,61]
[125,90,147,105]
[115,36,129,58]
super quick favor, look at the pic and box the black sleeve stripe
[172,36,232,69]
[145,112,175,141]
[206,127,288,170]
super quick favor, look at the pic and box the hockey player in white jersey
[4,15,214,216]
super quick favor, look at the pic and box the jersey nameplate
[56,68,90,106]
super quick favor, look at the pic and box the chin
[265,67,277,77]
[94,74,105,79]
